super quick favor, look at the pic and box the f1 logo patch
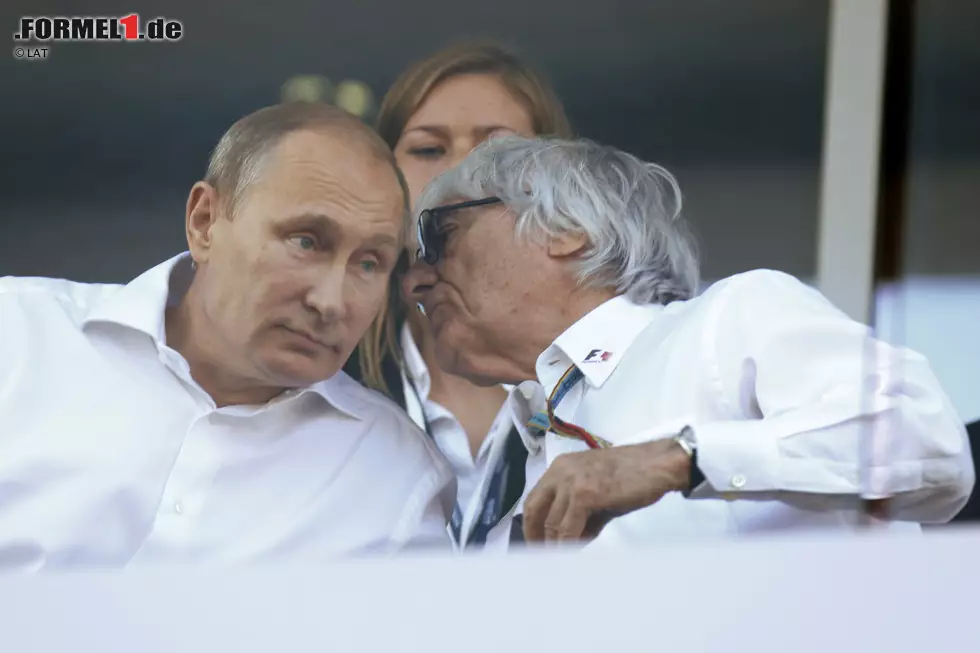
[583,348,613,363]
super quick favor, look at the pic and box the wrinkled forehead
[256,132,403,202]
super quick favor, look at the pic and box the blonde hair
[355,41,573,395]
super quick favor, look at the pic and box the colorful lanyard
[527,365,612,448]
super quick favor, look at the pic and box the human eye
[355,250,388,275]
[287,234,318,251]
[407,145,445,160]
[436,220,458,237]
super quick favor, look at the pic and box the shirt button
[174,501,184,515]
[730,475,746,489]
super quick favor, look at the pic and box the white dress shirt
[0,254,454,570]
[515,269,973,548]
[399,323,541,550]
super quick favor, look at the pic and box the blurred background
[1,0,977,421]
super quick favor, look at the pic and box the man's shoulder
[667,269,827,326]
[700,269,812,302]
[327,371,408,421]
[0,274,109,298]
[323,372,456,524]
[324,372,449,466]
[701,269,849,325]
[625,270,819,355]
[0,275,123,324]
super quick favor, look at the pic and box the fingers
[544,490,571,541]
[557,502,590,542]
[523,483,556,542]
[524,469,592,543]
[523,446,677,545]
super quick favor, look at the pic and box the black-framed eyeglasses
[415,196,503,265]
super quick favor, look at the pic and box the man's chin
[462,374,501,388]
[263,353,342,388]
[434,342,504,387]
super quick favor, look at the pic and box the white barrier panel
[2,529,979,652]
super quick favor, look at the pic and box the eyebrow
[402,125,447,138]
[402,124,516,139]
[363,232,400,249]
[280,212,340,236]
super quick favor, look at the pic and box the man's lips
[279,325,336,351]
[421,288,452,317]
[423,301,451,330]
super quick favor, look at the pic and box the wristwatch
[673,426,705,498]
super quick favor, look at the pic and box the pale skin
[403,192,694,543]
[166,127,405,408]
[393,73,540,457]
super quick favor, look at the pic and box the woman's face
[394,73,535,206]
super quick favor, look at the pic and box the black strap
[498,427,528,523]
[510,514,526,544]
[466,426,529,546]
[684,447,706,498]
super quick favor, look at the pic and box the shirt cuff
[690,420,783,495]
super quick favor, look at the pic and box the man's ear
[185,181,221,265]
[546,231,590,259]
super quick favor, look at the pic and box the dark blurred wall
[872,0,980,423]
[898,0,980,277]
[1,0,830,284]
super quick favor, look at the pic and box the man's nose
[402,259,437,306]
[305,267,347,322]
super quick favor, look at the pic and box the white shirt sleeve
[386,434,457,553]
[689,271,974,523]
[391,494,456,552]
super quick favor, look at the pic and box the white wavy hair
[414,135,700,305]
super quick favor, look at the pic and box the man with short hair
[0,103,454,569]
[404,135,974,548]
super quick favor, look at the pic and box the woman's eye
[360,259,379,273]
[289,235,317,251]
[408,146,445,159]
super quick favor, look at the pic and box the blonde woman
[344,42,572,549]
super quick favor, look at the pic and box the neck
[512,286,618,379]
[408,311,504,401]
[408,310,508,458]
[165,283,284,408]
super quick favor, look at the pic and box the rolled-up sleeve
[690,271,974,523]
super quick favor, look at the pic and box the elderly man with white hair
[402,135,974,548]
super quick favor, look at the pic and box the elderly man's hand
[522,438,692,542]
